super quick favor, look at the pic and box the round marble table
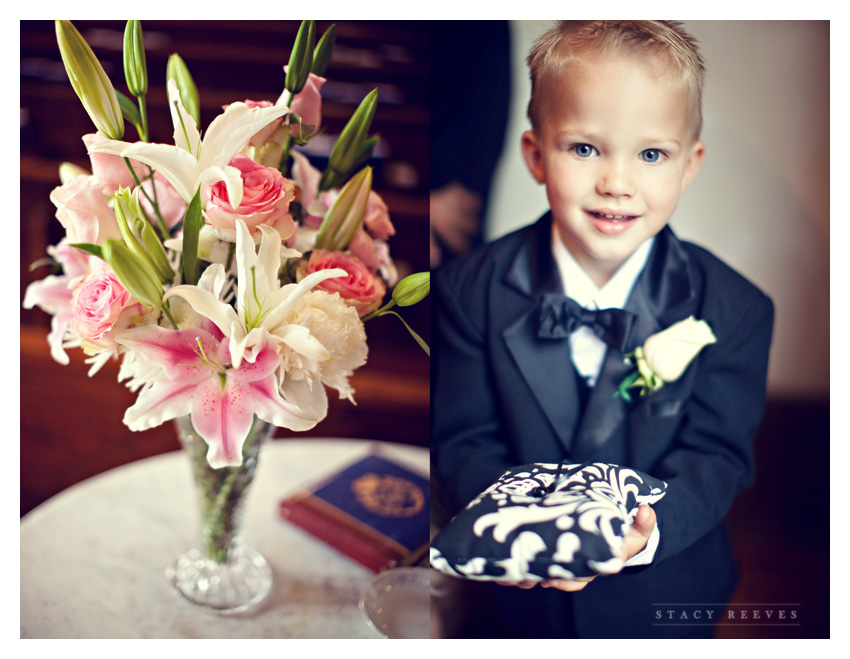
[20,438,429,639]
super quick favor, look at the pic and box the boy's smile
[522,55,704,287]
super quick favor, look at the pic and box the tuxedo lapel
[502,214,582,452]
[573,227,700,458]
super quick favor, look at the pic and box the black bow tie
[537,294,636,352]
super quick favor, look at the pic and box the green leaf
[614,370,641,402]
[181,189,203,285]
[70,242,104,260]
[115,90,141,128]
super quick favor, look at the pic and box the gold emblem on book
[351,473,425,517]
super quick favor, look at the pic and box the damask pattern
[430,463,667,582]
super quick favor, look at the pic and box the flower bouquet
[23,20,429,615]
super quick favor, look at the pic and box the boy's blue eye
[640,149,663,163]
[573,144,596,158]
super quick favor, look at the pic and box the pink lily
[116,324,320,468]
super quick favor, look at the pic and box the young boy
[431,21,774,639]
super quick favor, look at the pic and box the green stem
[361,299,396,322]
[183,418,270,564]
[161,302,179,330]
[375,310,430,356]
[278,134,294,175]
[276,90,295,174]
[225,241,236,272]
[123,157,169,240]
[137,95,149,142]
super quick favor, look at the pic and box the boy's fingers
[541,577,595,592]
[633,504,656,536]
[619,505,656,561]
[495,580,538,589]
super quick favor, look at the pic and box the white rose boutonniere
[616,316,717,402]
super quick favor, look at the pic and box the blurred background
[431,20,829,639]
[20,21,430,516]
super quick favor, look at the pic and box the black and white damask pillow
[430,463,667,582]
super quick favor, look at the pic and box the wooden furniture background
[20,20,430,517]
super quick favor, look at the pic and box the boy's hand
[495,505,657,593]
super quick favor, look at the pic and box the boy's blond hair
[527,21,706,140]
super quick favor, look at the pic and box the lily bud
[320,89,378,192]
[285,20,316,94]
[139,220,176,283]
[113,188,174,284]
[55,20,124,140]
[166,53,200,125]
[312,24,336,77]
[123,20,148,97]
[315,166,372,251]
[392,272,430,307]
[58,161,88,184]
[102,239,163,308]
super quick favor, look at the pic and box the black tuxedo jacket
[431,213,774,638]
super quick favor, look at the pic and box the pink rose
[70,270,146,352]
[83,133,145,193]
[23,240,95,364]
[303,250,386,317]
[50,175,122,245]
[203,155,297,239]
[283,72,326,138]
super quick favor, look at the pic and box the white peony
[278,289,368,404]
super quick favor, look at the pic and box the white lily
[163,218,346,372]
[88,79,291,209]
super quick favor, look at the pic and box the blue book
[280,452,430,571]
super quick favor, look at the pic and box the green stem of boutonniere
[614,370,642,403]
[615,346,666,401]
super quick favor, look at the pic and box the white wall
[486,20,829,398]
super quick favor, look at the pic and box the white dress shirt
[551,226,660,566]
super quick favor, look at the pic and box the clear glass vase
[166,415,275,615]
